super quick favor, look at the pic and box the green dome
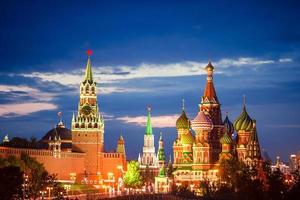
[180,133,195,144]
[176,110,190,129]
[234,106,253,132]
[220,133,232,144]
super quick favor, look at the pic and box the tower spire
[202,61,219,104]
[84,49,93,82]
[145,106,153,135]
[182,98,185,111]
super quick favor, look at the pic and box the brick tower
[71,50,104,174]
[199,62,223,162]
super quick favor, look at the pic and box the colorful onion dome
[220,133,232,144]
[176,110,190,129]
[180,133,195,145]
[191,111,213,131]
[223,114,234,136]
[234,105,253,132]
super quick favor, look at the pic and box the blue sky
[0,0,300,162]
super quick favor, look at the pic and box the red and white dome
[191,111,213,131]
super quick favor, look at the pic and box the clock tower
[71,50,104,174]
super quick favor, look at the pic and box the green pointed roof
[145,107,153,135]
[84,56,93,83]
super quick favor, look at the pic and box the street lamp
[46,186,53,198]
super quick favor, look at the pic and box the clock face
[82,105,93,116]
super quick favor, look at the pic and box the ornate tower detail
[246,119,262,166]
[71,50,104,174]
[200,62,223,162]
[139,107,157,169]
[219,130,233,161]
[234,97,253,161]
[157,132,166,167]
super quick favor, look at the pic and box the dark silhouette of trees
[0,153,62,199]
[1,136,39,149]
[0,166,23,200]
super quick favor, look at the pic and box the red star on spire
[86,49,93,56]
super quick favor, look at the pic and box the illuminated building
[0,51,127,185]
[171,62,263,187]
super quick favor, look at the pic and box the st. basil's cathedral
[147,62,263,191]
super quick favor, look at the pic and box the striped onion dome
[191,110,213,131]
[180,133,195,145]
[223,115,234,136]
[176,110,190,130]
[234,106,253,132]
[220,132,232,144]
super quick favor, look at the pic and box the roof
[220,133,232,144]
[223,115,234,135]
[176,110,190,129]
[191,111,213,131]
[145,107,153,135]
[234,105,253,132]
[202,62,219,103]
[42,123,72,142]
[180,133,195,145]
[83,55,93,84]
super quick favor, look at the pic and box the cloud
[279,58,293,63]
[17,57,277,94]
[0,85,56,101]
[217,57,274,67]
[0,102,57,117]
[116,114,179,128]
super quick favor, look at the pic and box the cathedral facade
[0,51,127,186]
[172,62,262,186]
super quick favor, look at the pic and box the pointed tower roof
[202,61,219,104]
[84,49,93,83]
[145,106,153,135]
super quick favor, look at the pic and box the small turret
[116,133,126,154]
[157,132,166,167]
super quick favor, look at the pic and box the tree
[0,166,23,200]
[143,164,153,185]
[123,161,143,189]
[266,168,288,200]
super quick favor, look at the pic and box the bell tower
[71,50,104,174]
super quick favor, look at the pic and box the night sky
[0,0,300,162]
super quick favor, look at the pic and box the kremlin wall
[0,51,127,185]
[0,51,263,193]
